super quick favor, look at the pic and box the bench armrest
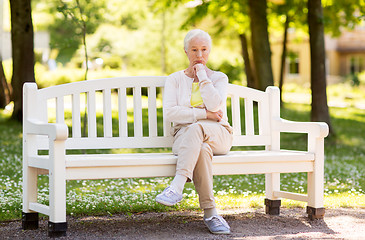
[274,118,329,139]
[24,119,68,141]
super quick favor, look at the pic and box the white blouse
[163,69,231,132]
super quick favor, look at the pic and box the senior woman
[156,29,233,234]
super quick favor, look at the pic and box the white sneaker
[155,186,183,206]
[204,215,231,234]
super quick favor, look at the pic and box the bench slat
[118,88,128,137]
[35,135,271,150]
[64,150,314,167]
[148,86,158,137]
[103,88,113,137]
[63,136,173,149]
[232,135,271,146]
[133,87,143,137]
[38,77,166,99]
[245,98,255,136]
[231,95,241,135]
[72,93,81,138]
[161,87,171,137]
[258,101,269,135]
[87,91,97,138]
[29,156,49,169]
[56,97,64,124]
[273,191,308,202]
[63,150,314,180]
[29,202,50,216]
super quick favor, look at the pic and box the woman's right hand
[193,63,205,73]
[206,109,223,122]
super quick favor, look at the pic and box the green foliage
[45,0,106,63]
[346,73,361,86]
[35,67,125,88]
[216,60,243,84]
[322,0,365,36]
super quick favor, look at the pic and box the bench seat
[31,150,314,180]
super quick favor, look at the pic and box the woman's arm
[196,68,228,113]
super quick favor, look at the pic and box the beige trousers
[172,120,233,209]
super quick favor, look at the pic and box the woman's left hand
[206,109,223,122]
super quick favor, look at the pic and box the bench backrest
[24,76,280,150]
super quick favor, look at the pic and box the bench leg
[307,206,325,220]
[23,136,39,230]
[48,140,67,237]
[48,222,67,237]
[265,198,281,215]
[265,173,281,215]
[307,138,325,220]
[22,212,39,230]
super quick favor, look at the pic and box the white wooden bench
[22,76,329,237]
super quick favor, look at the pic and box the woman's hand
[193,63,205,73]
[206,109,223,122]
[192,63,206,82]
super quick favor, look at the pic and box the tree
[0,58,11,109]
[10,0,35,121]
[308,0,333,134]
[47,0,105,64]
[278,13,290,106]
[271,0,307,106]
[58,0,90,83]
[248,0,274,91]
[239,33,257,88]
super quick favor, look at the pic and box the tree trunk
[308,0,334,135]
[239,33,257,88]
[10,0,35,121]
[248,0,274,91]
[279,14,290,106]
[0,59,11,109]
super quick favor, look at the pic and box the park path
[1,207,365,239]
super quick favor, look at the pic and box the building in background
[271,25,365,86]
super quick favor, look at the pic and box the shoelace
[208,216,230,229]
[164,187,177,197]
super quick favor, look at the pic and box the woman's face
[185,37,211,67]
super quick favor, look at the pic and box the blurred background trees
[1,0,365,135]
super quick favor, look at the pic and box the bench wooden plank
[245,98,255,136]
[56,97,64,124]
[87,91,97,138]
[273,191,309,202]
[231,95,241,135]
[148,86,158,137]
[161,87,172,137]
[118,88,128,137]
[133,87,143,137]
[29,202,50,216]
[103,88,113,137]
[63,150,314,167]
[72,93,81,138]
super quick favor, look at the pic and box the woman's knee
[200,142,213,158]
[185,123,204,138]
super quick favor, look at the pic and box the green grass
[1,91,365,221]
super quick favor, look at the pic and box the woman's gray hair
[184,29,212,51]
